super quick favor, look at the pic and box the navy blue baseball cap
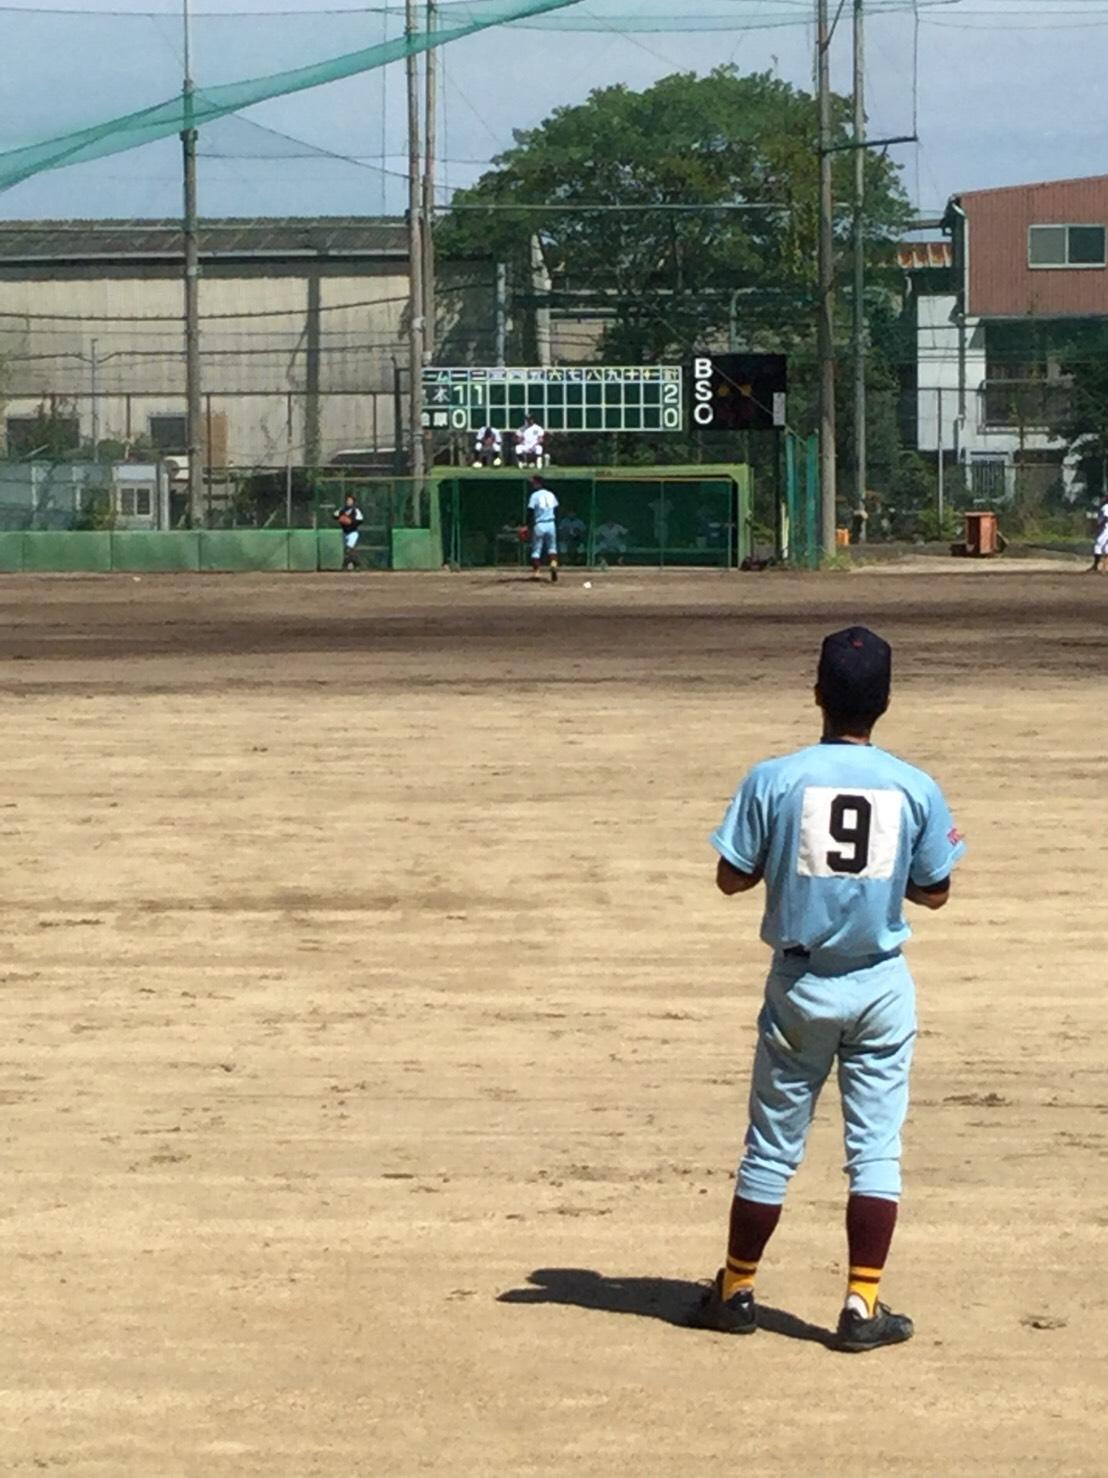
[817,626,892,713]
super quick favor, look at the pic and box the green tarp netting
[0,0,948,194]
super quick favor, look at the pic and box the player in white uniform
[515,415,546,468]
[527,475,558,583]
[473,425,503,468]
[1088,495,1108,572]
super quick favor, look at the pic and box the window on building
[118,486,153,518]
[1029,224,1106,268]
[5,413,81,457]
[148,414,188,453]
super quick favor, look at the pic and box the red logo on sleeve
[948,827,964,845]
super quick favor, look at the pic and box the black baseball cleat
[550,566,559,583]
[688,1271,757,1335]
[836,1302,914,1353]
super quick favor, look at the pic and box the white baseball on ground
[583,581,592,589]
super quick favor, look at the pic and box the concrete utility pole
[182,0,203,518]
[406,0,425,483]
[495,261,508,365]
[421,0,437,365]
[852,0,867,541]
[817,0,838,559]
[89,338,100,460]
[531,235,552,367]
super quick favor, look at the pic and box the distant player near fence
[1088,493,1108,573]
[691,626,965,1353]
[333,491,364,571]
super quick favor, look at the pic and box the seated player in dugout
[472,424,503,468]
[691,627,965,1353]
[515,413,546,468]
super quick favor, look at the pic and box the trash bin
[835,526,851,548]
[964,510,999,557]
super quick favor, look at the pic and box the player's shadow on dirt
[497,1268,834,1347]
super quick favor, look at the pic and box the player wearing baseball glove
[333,492,364,571]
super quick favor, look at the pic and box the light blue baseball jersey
[712,740,965,963]
[529,487,558,527]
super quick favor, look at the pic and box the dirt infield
[0,567,1104,1476]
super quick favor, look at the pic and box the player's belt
[784,946,810,960]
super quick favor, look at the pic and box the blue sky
[0,0,1106,222]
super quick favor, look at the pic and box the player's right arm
[711,765,770,898]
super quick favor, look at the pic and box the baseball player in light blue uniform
[528,475,559,583]
[691,626,965,1352]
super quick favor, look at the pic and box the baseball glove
[338,513,354,530]
[517,525,529,543]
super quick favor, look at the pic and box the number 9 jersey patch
[796,787,903,880]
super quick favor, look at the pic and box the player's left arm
[907,776,965,903]
[906,877,950,910]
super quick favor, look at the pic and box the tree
[439,67,911,371]
[1050,322,1108,503]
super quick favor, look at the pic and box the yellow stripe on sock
[723,1258,759,1300]
[847,1266,883,1316]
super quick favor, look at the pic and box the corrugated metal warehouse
[0,218,495,472]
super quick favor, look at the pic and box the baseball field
[0,563,1103,1476]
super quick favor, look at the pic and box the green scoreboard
[421,365,684,434]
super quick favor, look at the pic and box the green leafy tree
[1050,323,1108,503]
[440,67,910,366]
[438,67,913,487]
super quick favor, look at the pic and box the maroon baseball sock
[721,1196,783,1299]
[845,1194,899,1316]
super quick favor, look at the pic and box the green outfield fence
[437,465,753,570]
[0,465,766,572]
[0,529,347,573]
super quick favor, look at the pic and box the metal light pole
[817,0,838,560]
[852,0,867,541]
[405,0,426,486]
[181,0,203,519]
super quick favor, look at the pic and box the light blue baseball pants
[738,952,917,1205]
[531,526,558,561]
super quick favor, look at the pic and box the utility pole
[937,386,945,527]
[89,338,100,461]
[422,0,437,365]
[405,0,425,486]
[852,0,867,542]
[181,0,203,520]
[495,262,508,365]
[817,0,837,560]
[531,235,552,367]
